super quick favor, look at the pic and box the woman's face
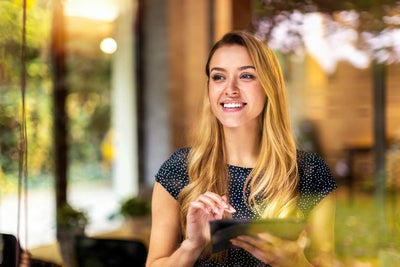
[208,44,266,129]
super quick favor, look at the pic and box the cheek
[208,88,219,113]
[256,86,267,104]
[252,92,267,113]
[208,86,222,104]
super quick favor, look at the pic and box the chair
[74,235,147,267]
[0,233,61,267]
[1,233,20,267]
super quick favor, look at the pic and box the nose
[224,79,239,96]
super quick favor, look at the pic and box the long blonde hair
[178,31,300,237]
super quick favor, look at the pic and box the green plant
[56,203,89,228]
[116,197,151,218]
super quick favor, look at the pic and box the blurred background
[0,0,399,266]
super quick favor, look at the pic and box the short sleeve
[297,151,337,216]
[155,148,190,199]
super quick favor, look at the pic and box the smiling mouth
[221,102,246,108]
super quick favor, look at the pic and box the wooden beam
[51,0,68,212]
[372,61,387,233]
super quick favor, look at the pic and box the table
[29,222,151,266]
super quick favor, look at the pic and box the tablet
[209,218,306,253]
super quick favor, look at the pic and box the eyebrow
[210,65,255,72]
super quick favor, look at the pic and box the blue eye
[211,74,225,81]
[240,73,255,79]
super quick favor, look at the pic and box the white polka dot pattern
[155,148,337,266]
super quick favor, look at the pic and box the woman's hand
[19,251,31,267]
[230,231,311,267]
[185,192,236,251]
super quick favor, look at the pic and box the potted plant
[111,196,151,236]
[56,203,88,267]
[56,203,89,230]
[119,197,151,218]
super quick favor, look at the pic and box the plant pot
[57,226,85,267]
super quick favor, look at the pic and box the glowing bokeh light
[100,37,117,54]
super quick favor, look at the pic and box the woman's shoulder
[157,147,190,173]
[155,147,191,199]
[296,149,336,190]
[296,150,337,216]
[296,150,332,174]
[296,150,326,165]
[161,147,190,168]
[171,147,191,158]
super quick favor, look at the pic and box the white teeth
[223,103,243,108]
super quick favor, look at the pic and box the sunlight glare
[100,37,118,54]
[64,0,118,21]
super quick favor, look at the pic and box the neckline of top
[227,164,253,170]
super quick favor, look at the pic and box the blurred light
[256,9,400,72]
[384,15,400,25]
[65,0,118,21]
[100,38,117,54]
[302,13,369,73]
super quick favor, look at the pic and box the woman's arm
[146,183,236,267]
[145,182,203,267]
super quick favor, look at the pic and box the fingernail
[228,206,236,212]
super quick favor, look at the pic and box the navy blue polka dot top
[155,147,337,267]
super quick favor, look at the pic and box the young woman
[146,31,337,267]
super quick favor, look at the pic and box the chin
[220,121,243,128]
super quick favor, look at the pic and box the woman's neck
[223,126,261,168]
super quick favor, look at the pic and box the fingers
[200,192,236,213]
[190,192,236,218]
[233,235,276,251]
[231,232,309,266]
[257,232,284,247]
[296,230,309,249]
[258,231,309,251]
[188,200,221,220]
[230,236,275,264]
[221,195,236,213]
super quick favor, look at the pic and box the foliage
[0,0,112,190]
[0,0,53,184]
[256,0,399,21]
[117,197,151,218]
[56,202,89,228]
[66,54,111,166]
[335,191,400,261]
[0,0,51,83]
[254,0,400,67]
